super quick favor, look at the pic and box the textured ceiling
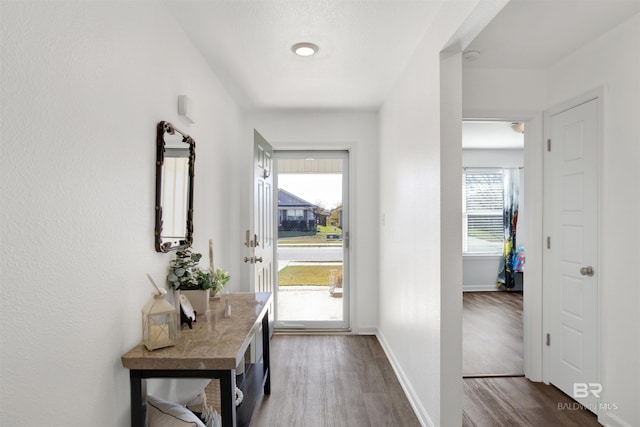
[464,0,640,69]
[165,0,444,110]
[165,0,640,110]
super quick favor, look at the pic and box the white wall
[0,3,241,425]
[462,255,501,291]
[463,12,640,427]
[462,148,524,168]
[379,41,443,426]
[463,68,548,114]
[439,50,464,427]
[240,111,380,332]
[377,1,497,424]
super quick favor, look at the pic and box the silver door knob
[580,266,594,276]
[243,256,253,264]
[255,256,263,263]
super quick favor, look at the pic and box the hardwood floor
[463,377,600,427]
[248,335,421,427]
[463,291,523,377]
[463,291,599,427]
[248,332,599,427]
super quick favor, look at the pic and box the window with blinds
[463,171,504,253]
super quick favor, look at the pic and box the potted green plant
[210,266,231,294]
[167,248,230,315]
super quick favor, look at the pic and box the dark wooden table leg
[262,312,271,395]
[130,370,146,427]
[219,369,237,427]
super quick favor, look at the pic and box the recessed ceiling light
[292,42,319,57]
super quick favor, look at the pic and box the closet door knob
[580,266,594,276]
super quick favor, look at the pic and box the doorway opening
[273,150,349,330]
[461,120,525,378]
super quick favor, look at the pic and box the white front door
[545,97,599,411]
[250,130,274,332]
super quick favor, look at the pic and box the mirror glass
[155,121,195,252]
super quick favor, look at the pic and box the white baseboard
[463,284,500,292]
[356,327,377,335]
[375,329,434,427]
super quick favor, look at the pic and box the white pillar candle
[208,239,214,269]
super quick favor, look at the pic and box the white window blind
[463,171,504,253]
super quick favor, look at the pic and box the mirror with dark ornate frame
[155,121,195,252]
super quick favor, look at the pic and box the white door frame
[542,88,603,415]
[463,112,545,382]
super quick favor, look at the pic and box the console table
[121,292,272,427]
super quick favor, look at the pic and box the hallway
[245,334,599,426]
[249,335,420,427]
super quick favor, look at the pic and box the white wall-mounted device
[177,95,195,124]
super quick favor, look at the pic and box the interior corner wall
[240,111,380,332]
[378,43,442,425]
[377,1,484,422]
[439,50,463,427]
[0,3,241,426]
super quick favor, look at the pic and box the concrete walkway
[277,286,343,322]
[276,244,344,323]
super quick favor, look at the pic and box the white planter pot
[181,289,210,316]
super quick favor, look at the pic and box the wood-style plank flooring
[249,333,599,427]
[248,335,421,427]
[463,291,599,427]
[463,377,600,427]
[463,291,523,377]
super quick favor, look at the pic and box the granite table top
[121,292,272,371]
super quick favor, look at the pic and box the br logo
[573,383,602,398]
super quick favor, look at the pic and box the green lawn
[316,224,342,236]
[278,265,343,286]
[278,225,342,245]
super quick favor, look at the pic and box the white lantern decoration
[143,274,178,351]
